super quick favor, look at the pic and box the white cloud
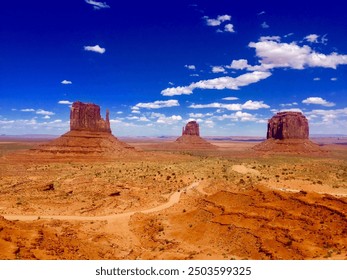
[261,22,269,29]
[217,15,232,22]
[331,77,338,81]
[161,86,193,96]
[242,100,270,110]
[305,34,319,43]
[185,64,196,70]
[189,100,269,111]
[85,0,110,10]
[204,14,231,26]
[156,115,182,124]
[188,112,213,118]
[204,120,215,127]
[43,115,51,119]
[258,11,266,16]
[139,116,150,122]
[280,102,298,107]
[36,109,55,116]
[133,99,180,109]
[161,71,272,96]
[224,23,235,33]
[61,80,72,85]
[313,77,321,81]
[21,109,35,112]
[58,100,73,105]
[306,108,347,128]
[222,97,239,101]
[212,66,226,73]
[302,97,335,107]
[84,44,106,54]
[227,59,251,70]
[217,111,257,122]
[249,39,347,70]
[259,36,281,42]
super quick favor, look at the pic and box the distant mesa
[253,111,324,153]
[30,101,136,158]
[174,121,217,150]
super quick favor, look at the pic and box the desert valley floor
[0,137,346,260]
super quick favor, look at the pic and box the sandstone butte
[174,121,217,150]
[253,111,324,153]
[29,101,136,157]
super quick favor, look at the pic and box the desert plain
[0,136,346,260]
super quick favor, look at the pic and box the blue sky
[1,0,346,136]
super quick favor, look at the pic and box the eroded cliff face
[267,112,309,140]
[182,121,200,136]
[70,101,111,133]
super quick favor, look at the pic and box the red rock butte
[267,112,309,140]
[70,101,111,133]
[174,121,217,150]
[182,121,200,136]
[253,111,324,153]
[29,101,136,158]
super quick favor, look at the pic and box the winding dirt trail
[3,182,200,222]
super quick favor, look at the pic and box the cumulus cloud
[161,71,272,96]
[331,77,338,81]
[212,66,226,73]
[133,99,180,109]
[217,111,258,122]
[61,80,72,85]
[204,14,231,26]
[189,100,269,111]
[20,108,55,115]
[156,114,182,124]
[36,109,55,115]
[305,34,319,43]
[84,44,106,54]
[227,59,251,70]
[302,97,335,107]
[85,0,110,10]
[313,77,321,81]
[58,100,73,105]
[249,39,347,69]
[224,23,235,33]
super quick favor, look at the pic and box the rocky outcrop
[70,101,111,133]
[182,121,200,136]
[174,121,217,150]
[29,101,137,158]
[267,112,309,140]
[253,111,324,154]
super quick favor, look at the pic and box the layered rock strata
[30,101,136,158]
[253,111,323,153]
[267,112,309,140]
[70,101,111,133]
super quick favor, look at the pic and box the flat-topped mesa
[70,101,111,133]
[267,111,309,140]
[182,121,200,136]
